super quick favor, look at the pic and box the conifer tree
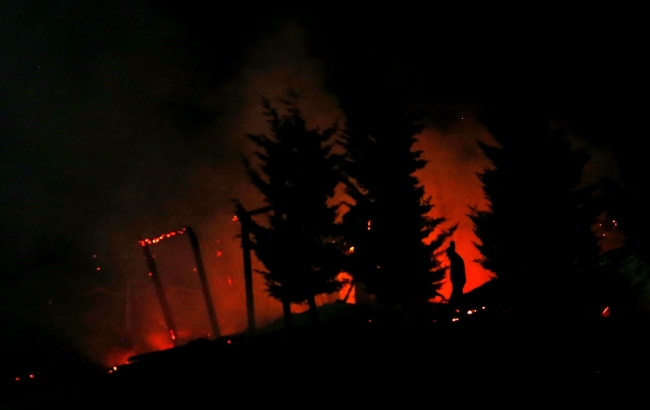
[340,98,456,307]
[244,96,343,326]
[469,109,601,312]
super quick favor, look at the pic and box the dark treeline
[240,93,644,322]
[242,91,456,327]
[470,104,602,315]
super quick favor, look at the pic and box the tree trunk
[282,298,292,330]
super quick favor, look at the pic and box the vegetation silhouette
[242,94,345,328]
[339,89,456,308]
[469,105,601,314]
[601,179,649,261]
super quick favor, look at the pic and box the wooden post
[236,204,273,333]
[141,244,179,346]
[236,203,256,332]
[186,226,221,338]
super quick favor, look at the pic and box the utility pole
[235,203,272,333]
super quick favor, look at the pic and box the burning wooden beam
[141,243,179,346]
[186,226,221,338]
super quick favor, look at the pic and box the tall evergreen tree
[244,96,344,327]
[469,109,601,313]
[340,96,456,307]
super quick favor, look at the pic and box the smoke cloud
[1,2,624,369]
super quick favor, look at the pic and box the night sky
[1,1,646,367]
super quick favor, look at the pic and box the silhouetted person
[446,241,466,305]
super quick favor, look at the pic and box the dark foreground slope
[5,305,650,408]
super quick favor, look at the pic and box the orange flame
[601,306,611,318]
[139,228,188,247]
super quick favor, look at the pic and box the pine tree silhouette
[340,95,456,307]
[244,95,344,326]
[470,107,601,313]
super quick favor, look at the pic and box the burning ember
[601,306,611,318]
[138,228,188,247]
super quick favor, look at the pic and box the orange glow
[169,329,176,341]
[102,346,137,368]
[93,254,97,258]
[601,306,611,318]
[336,272,355,303]
[96,267,101,271]
[414,126,499,298]
[452,318,459,322]
[116,117,501,363]
[113,366,118,371]
[216,251,223,257]
[107,116,497,365]
[348,246,355,253]
[139,228,187,247]
[145,332,174,352]
[29,374,34,379]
